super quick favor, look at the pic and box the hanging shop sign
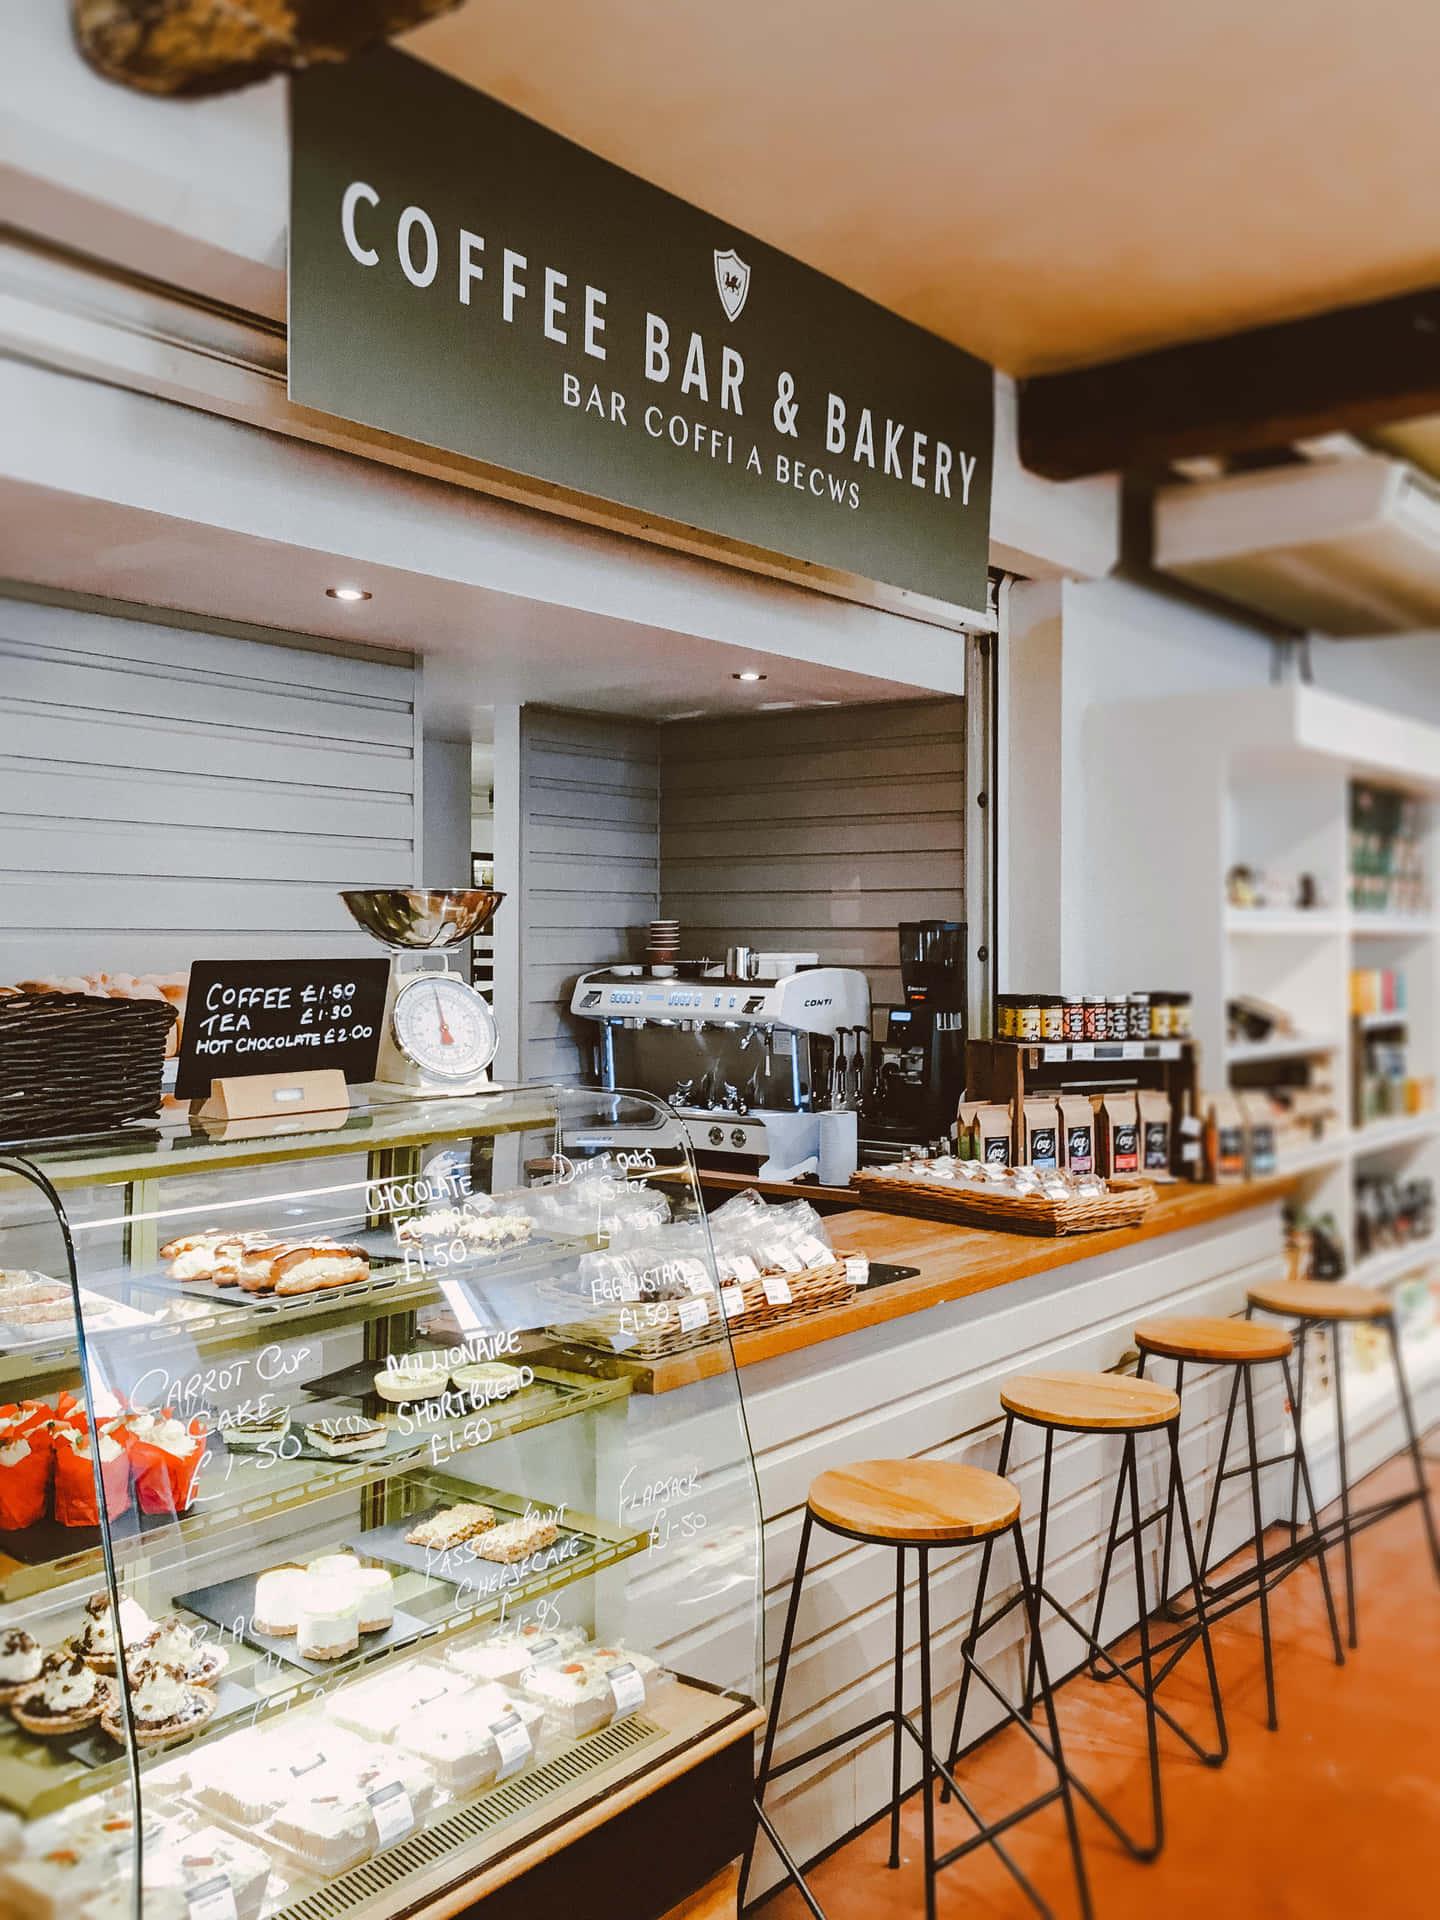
[289,47,993,614]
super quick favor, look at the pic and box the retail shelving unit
[1085,683,1440,1483]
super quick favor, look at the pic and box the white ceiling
[407,0,1440,376]
[0,480,945,732]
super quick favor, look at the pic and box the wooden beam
[1017,285,1440,480]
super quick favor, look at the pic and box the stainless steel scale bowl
[339,889,506,1096]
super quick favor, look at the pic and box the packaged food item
[1106,996,1129,1043]
[975,1104,1012,1168]
[1039,998,1065,1041]
[1137,1090,1173,1175]
[53,1423,132,1527]
[1058,1095,1096,1174]
[1015,999,1042,1043]
[327,1661,455,1743]
[1239,1091,1278,1177]
[1128,992,1151,1039]
[1094,1093,1140,1177]
[1083,996,1106,1041]
[154,1825,273,1920]
[1207,1092,1248,1182]
[123,1410,207,1515]
[1171,992,1194,1038]
[1062,996,1085,1041]
[516,1658,615,1740]
[0,1415,53,1530]
[1149,994,1173,1039]
[1022,1098,1061,1170]
[954,1100,982,1160]
[268,1794,373,1873]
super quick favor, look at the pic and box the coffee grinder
[861,920,967,1155]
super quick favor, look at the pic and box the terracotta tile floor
[761,1452,1440,1920]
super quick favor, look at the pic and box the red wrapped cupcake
[0,1422,52,1531]
[53,1421,132,1527]
[124,1410,208,1516]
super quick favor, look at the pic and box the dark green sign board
[289,47,993,613]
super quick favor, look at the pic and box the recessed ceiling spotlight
[326,585,372,602]
[732,671,766,682]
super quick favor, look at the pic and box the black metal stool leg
[1014,1525,1094,1920]
[1289,1320,1308,1542]
[1164,1419,1227,1765]
[889,1545,905,1869]
[1281,1351,1344,1668]
[1386,1311,1440,1584]
[1240,1363,1278,1731]
[918,1546,937,1920]
[1123,1432,1165,1860]
[743,1506,815,1907]
[1196,1361,1243,1591]
[1333,1324,1358,1649]
[1087,1437,1131,1680]
[1023,1428,1056,1720]
[944,1413,1015,1795]
[1156,1359,1185,1612]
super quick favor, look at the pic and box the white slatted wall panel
[516,706,660,1083]
[660,700,965,1007]
[0,595,420,979]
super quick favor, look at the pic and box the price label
[730,1255,761,1284]
[187,1879,238,1920]
[1181,1141,1202,1162]
[844,1255,871,1286]
[368,1780,415,1849]
[720,1285,745,1320]
[489,1711,534,1779]
[607,1661,647,1714]
[1043,1044,1067,1062]
[525,1637,559,1664]
[290,1753,327,1780]
[1158,1040,1181,1060]
[1121,1041,1146,1060]
[678,1296,710,1333]
[794,1233,832,1266]
[1070,1043,1095,1060]
[678,1258,711,1294]
[763,1276,793,1308]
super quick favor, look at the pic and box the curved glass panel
[0,1088,762,1918]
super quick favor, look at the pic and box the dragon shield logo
[713,248,751,323]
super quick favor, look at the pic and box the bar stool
[1246,1277,1440,1649]
[748,1458,1091,1920]
[947,1371,1226,1865]
[1090,1314,1345,1734]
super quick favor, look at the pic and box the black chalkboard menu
[174,959,391,1100]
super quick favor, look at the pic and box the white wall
[1003,575,1272,992]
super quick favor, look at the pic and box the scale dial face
[391,973,498,1082]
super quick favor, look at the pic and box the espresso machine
[861,920,967,1156]
[569,960,871,1174]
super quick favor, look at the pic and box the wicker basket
[0,993,176,1144]
[848,1170,1157,1237]
[547,1258,858,1360]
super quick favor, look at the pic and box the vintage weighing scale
[340,888,505,1097]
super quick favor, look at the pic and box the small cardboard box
[1022,1097,1062,1169]
[975,1103,1012,1168]
[1137,1089,1173,1175]
[955,1099,983,1160]
[1207,1092,1248,1182]
[1238,1091,1278,1177]
[1058,1094,1096,1174]
[1095,1091,1140,1177]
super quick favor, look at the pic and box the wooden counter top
[633,1176,1297,1393]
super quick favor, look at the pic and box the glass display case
[0,1087,762,1919]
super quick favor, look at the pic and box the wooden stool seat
[808,1459,1021,1543]
[1247,1278,1389,1322]
[1134,1314,1293,1365]
[1000,1369,1180,1432]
